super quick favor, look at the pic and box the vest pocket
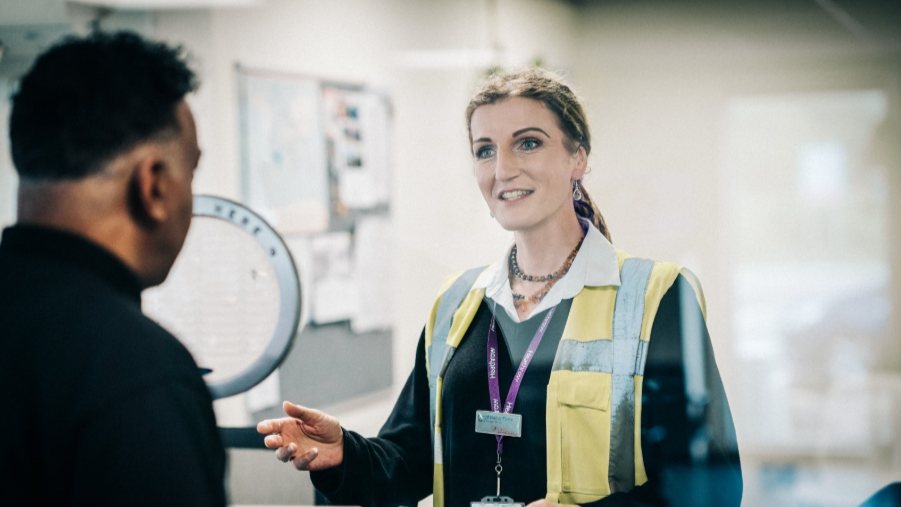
[555,370,612,497]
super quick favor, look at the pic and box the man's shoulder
[68,297,202,393]
[0,253,204,411]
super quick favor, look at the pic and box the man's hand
[256,401,344,471]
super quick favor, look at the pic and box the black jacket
[0,225,227,506]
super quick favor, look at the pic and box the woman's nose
[495,150,520,182]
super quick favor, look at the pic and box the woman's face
[471,97,586,234]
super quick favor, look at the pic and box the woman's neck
[512,210,585,277]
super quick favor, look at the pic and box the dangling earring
[572,180,583,202]
[490,211,495,218]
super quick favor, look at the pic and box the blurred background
[1,0,899,506]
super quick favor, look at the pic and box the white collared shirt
[473,219,622,323]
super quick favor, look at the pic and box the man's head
[9,31,200,287]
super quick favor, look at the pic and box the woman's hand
[525,501,578,507]
[256,401,344,471]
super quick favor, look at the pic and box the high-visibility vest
[424,251,706,506]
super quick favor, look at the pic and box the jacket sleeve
[582,274,743,507]
[70,382,227,507]
[310,329,434,506]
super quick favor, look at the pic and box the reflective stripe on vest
[427,266,485,442]
[425,266,488,507]
[425,256,688,507]
[608,258,654,492]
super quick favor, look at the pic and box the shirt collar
[474,218,620,323]
[0,224,145,306]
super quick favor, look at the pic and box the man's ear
[128,146,169,227]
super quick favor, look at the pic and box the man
[0,32,226,505]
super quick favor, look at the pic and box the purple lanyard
[487,304,556,455]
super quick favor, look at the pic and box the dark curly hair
[9,31,198,181]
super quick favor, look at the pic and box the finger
[257,418,282,434]
[264,434,284,449]
[275,443,297,462]
[283,401,315,421]
[292,447,319,470]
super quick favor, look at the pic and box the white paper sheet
[322,88,391,209]
[309,232,360,324]
[352,216,393,333]
[240,72,330,233]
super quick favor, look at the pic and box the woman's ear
[571,144,588,181]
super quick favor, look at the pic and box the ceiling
[570,0,901,43]
[566,0,901,64]
[0,0,898,68]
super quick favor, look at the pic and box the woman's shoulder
[435,264,496,297]
[615,248,677,270]
[615,249,707,318]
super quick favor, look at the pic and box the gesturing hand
[256,401,344,471]
[525,500,577,507]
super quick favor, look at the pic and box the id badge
[475,410,522,437]
[471,496,524,507]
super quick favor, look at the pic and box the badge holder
[471,496,524,507]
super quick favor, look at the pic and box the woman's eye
[520,138,540,151]
[476,146,496,159]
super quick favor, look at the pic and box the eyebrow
[513,127,550,138]
[472,127,551,145]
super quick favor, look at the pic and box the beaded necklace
[510,235,584,313]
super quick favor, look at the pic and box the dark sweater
[311,275,742,507]
[0,225,227,506]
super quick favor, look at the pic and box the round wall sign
[143,195,303,399]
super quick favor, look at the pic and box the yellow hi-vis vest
[424,251,707,506]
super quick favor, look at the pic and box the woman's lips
[498,189,534,201]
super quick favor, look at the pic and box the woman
[257,68,742,507]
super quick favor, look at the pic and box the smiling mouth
[499,190,534,201]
